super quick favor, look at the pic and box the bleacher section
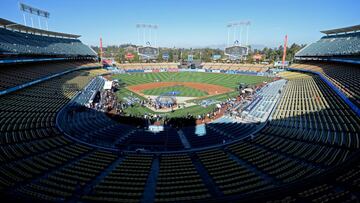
[82,154,153,203]
[203,63,268,73]
[155,154,211,202]
[242,79,287,122]
[291,62,360,107]
[0,61,99,92]
[0,27,96,57]
[74,76,105,106]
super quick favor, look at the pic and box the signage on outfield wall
[212,70,221,73]
[168,68,179,72]
[144,69,152,73]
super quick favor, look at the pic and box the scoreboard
[138,46,159,60]
[224,45,248,59]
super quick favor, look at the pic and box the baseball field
[112,72,271,117]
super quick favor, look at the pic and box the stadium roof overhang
[0,18,81,39]
[321,24,360,35]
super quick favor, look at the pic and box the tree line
[91,43,305,63]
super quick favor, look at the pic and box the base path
[127,82,233,96]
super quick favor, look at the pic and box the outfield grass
[115,88,146,101]
[165,104,217,118]
[123,103,155,116]
[113,72,271,89]
[188,91,239,103]
[141,85,208,97]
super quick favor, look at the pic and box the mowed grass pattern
[113,72,271,89]
[141,85,208,97]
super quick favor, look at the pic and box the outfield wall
[121,68,270,77]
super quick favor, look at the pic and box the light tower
[225,21,251,62]
[19,2,50,30]
[135,23,160,61]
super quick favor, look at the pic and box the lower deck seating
[0,61,99,91]
[117,128,184,151]
[197,149,273,195]
[291,62,360,107]
[82,154,153,203]
[155,154,211,202]
[17,150,117,201]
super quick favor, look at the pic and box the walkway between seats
[191,153,223,198]
[69,156,125,202]
[141,157,160,203]
[177,130,191,149]
[224,148,281,186]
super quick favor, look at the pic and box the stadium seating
[155,154,211,202]
[0,66,360,202]
[197,149,273,195]
[117,128,184,151]
[241,79,287,122]
[0,61,99,91]
[291,61,360,107]
[0,27,96,56]
[295,32,360,56]
[259,158,360,202]
[82,154,153,203]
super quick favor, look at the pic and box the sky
[1,0,360,48]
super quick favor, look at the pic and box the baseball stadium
[0,0,360,202]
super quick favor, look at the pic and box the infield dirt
[127,82,233,97]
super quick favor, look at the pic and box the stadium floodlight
[136,23,159,47]
[226,20,251,46]
[19,2,50,30]
[225,20,251,61]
